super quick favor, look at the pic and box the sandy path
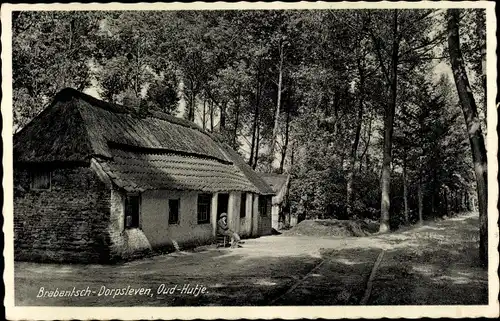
[14,212,487,306]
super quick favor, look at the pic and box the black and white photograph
[2,2,498,319]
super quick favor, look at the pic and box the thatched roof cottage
[14,88,274,263]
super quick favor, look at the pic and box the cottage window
[125,194,140,229]
[240,193,246,218]
[259,196,269,217]
[197,194,211,224]
[31,170,51,190]
[168,199,180,224]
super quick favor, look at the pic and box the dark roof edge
[107,141,233,165]
[55,87,134,113]
[13,160,90,167]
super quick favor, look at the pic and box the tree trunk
[475,9,487,122]
[220,101,227,132]
[186,78,196,122]
[249,80,261,167]
[458,191,462,212]
[249,118,256,167]
[346,60,365,218]
[364,154,371,173]
[418,177,424,225]
[379,10,399,233]
[279,104,290,174]
[444,188,449,217]
[202,99,206,131]
[332,91,340,137]
[210,100,214,132]
[269,42,285,171]
[403,153,409,224]
[188,89,195,122]
[447,9,488,267]
[431,189,436,217]
[233,88,241,149]
[249,105,259,167]
[253,124,261,170]
[454,191,457,213]
[359,112,373,172]
[340,149,346,172]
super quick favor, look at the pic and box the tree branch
[398,29,447,60]
[368,30,391,85]
[398,9,436,36]
[398,55,449,64]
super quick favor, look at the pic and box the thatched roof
[259,173,290,204]
[260,173,289,193]
[98,148,259,193]
[220,144,277,196]
[14,88,274,195]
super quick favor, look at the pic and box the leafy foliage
[13,11,103,132]
[13,9,484,231]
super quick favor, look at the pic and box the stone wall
[14,166,111,263]
[108,188,152,261]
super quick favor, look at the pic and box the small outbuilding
[13,88,274,263]
[259,173,291,230]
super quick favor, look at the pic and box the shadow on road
[15,214,487,306]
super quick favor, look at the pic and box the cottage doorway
[217,193,229,218]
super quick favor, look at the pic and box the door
[217,193,229,219]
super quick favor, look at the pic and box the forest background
[12,8,489,264]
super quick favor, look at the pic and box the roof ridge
[57,87,217,141]
[107,141,232,165]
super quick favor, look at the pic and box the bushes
[289,164,381,221]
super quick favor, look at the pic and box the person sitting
[217,213,242,248]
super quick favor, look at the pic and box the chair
[216,234,229,248]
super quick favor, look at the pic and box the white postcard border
[2,1,498,319]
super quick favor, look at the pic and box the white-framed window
[125,194,140,229]
[31,170,51,190]
[168,199,180,224]
[197,194,211,224]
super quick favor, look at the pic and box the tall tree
[168,11,212,122]
[278,87,296,173]
[447,9,488,267]
[342,11,372,219]
[95,12,163,104]
[12,11,102,132]
[372,9,400,232]
[268,38,286,171]
[367,9,445,232]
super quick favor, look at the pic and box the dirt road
[14,212,487,306]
